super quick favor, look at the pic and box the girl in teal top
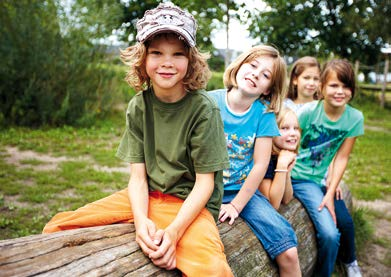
[291,59,364,277]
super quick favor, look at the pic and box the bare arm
[258,178,271,200]
[128,163,159,256]
[281,151,296,206]
[149,172,215,269]
[281,172,294,205]
[326,157,343,200]
[267,150,296,210]
[220,137,272,224]
[318,137,357,224]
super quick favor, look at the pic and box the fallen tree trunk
[0,185,352,276]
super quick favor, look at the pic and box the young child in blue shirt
[210,45,301,277]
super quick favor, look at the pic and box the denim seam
[266,238,298,260]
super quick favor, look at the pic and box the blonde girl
[259,107,300,210]
[209,45,301,277]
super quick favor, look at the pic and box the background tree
[246,0,388,65]
[0,0,122,127]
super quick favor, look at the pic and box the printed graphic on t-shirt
[223,132,255,185]
[300,124,347,168]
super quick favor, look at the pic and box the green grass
[341,90,391,271]
[345,91,391,201]
[0,113,129,239]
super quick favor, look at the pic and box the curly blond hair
[120,33,211,92]
[223,44,287,114]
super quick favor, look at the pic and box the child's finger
[153,229,164,246]
[318,201,325,211]
[136,237,155,256]
[219,212,229,223]
[228,216,236,225]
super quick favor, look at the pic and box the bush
[207,71,224,91]
[0,0,122,127]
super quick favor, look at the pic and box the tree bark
[0,185,352,276]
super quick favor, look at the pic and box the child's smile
[322,70,352,109]
[235,56,274,98]
[146,34,189,102]
[273,116,300,152]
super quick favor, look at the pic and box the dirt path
[354,198,391,276]
[4,146,129,174]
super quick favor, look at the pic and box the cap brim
[139,25,195,47]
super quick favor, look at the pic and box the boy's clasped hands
[135,218,178,270]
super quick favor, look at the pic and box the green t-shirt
[116,88,229,221]
[291,100,364,185]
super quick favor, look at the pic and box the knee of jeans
[319,227,340,245]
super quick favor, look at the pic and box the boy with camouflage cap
[43,3,233,276]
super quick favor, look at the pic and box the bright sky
[211,19,256,52]
[211,0,266,52]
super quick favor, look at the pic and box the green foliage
[207,71,224,91]
[247,0,389,64]
[0,0,123,127]
[209,51,225,72]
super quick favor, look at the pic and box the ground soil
[354,198,391,276]
[3,146,391,276]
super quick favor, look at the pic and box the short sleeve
[297,102,313,129]
[257,111,280,138]
[347,108,364,138]
[116,98,145,163]
[190,108,229,173]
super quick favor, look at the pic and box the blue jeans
[223,190,297,260]
[292,179,341,277]
[335,195,357,264]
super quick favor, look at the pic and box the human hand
[318,194,336,225]
[278,150,297,172]
[148,227,178,270]
[335,186,343,200]
[219,203,239,225]
[135,218,160,257]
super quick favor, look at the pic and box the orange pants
[43,189,233,277]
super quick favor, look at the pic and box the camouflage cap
[136,2,197,47]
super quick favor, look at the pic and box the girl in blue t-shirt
[209,45,301,277]
[291,59,364,277]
